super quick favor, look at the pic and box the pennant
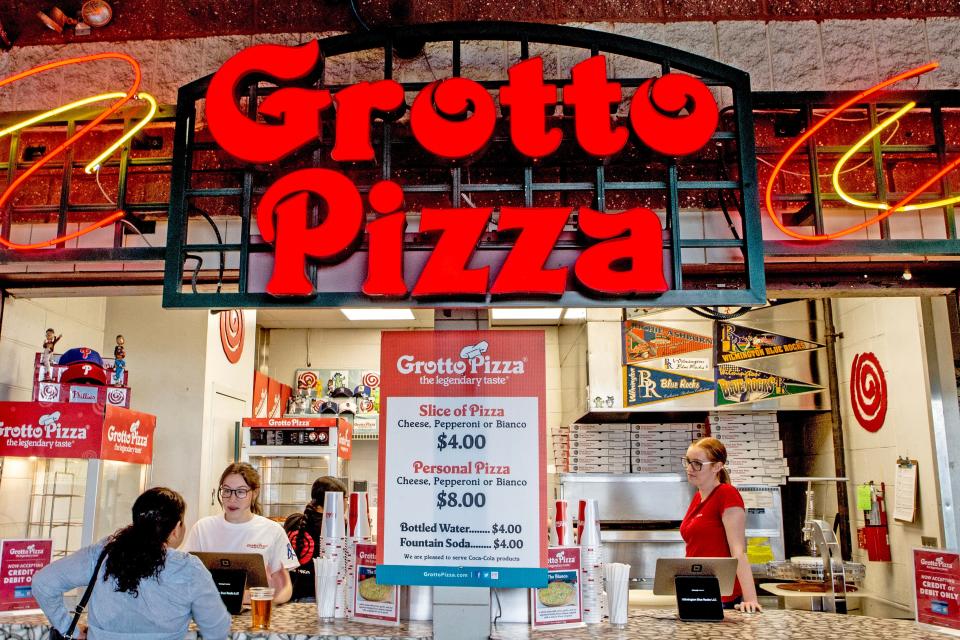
[622,321,712,364]
[623,365,714,406]
[716,322,823,364]
[715,364,823,406]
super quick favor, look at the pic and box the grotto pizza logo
[205,41,721,300]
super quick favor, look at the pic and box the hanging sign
[622,322,712,364]
[623,366,714,406]
[0,539,52,612]
[715,364,823,406]
[716,322,823,364]
[377,331,547,588]
[531,547,584,629]
[99,406,156,465]
[915,549,960,632]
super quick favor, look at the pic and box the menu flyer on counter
[352,543,399,625]
[915,549,960,632]
[531,547,584,629]
[0,539,52,612]
[377,331,548,589]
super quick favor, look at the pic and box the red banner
[338,417,353,461]
[0,539,52,612]
[252,371,269,417]
[0,402,104,459]
[915,549,960,631]
[268,377,283,418]
[242,416,341,429]
[100,406,156,464]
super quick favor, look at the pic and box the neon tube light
[764,61,943,241]
[832,101,960,212]
[0,52,143,250]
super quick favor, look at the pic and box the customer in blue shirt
[33,487,231,640]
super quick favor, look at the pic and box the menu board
[915,549,960,632]
[0,539,52,612]
[377,331,547,588]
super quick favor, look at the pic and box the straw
[604,563,631,628]
[315,557,338,622]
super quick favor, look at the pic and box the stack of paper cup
[321,491,347,618]
[314,557,339,623]
[579,499,604,624]
[554,500,574,547]
[345,492,373,617]
[604,563,631,629]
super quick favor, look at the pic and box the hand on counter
[734,600,763,613]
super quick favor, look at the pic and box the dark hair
[691,437,732,484]
[46,328,54,333]
[217,462,263,515]
[102,487,185,597]
[309,476,348,508]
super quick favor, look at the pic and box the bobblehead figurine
[112,334,126,386]
[41,328,62,381]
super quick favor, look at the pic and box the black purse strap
[64,547,109,639]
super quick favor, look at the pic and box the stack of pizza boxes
[567,424,630,473]
[630,423,706,473]
[551,426,570,473]
[707,412,788,485]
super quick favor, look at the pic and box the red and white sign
[351,543,399,624]
[206,43,722,300]
[0,539,52,612]
[0,402,156,463]
[338,418,353,461]
[915,549,960,631]
[242,416,342,429]
[33,382,131,408]
[531,547,583,629]
[252,371,269,418]
[376,330,547,588]
[220,309,245,364]
[851,352,887,432]
[267,377,282,418]
[99,406,156,464]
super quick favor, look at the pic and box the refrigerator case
[239,417,343,521]
[0,402,155,558]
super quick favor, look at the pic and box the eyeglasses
[219,487,250,499]
[681,457,713,472]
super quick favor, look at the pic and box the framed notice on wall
[376,331,548,588]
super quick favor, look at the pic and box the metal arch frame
[163,21,765,309]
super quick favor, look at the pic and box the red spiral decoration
[629,73,718,156]
[219,309,244,364]
[107,388,125,404]
[851,352,887,432]
[298,371,319,389]
[363,372,380,388]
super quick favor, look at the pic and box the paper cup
[349,492,372,540]
[322,491,345,538]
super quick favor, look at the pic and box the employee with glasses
[183,462,298,604]
[680,437,763,613]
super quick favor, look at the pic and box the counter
[0,604,948,640]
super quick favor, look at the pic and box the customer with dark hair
[184,462,298,604]
[33,487,230,639]
[681,437,762,613]
[283,475,348,601]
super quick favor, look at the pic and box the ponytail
[692,437,731,484]
[103,487,185,596]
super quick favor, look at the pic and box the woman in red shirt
[680,437,763,613]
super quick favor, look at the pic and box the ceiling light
[902,268,912,281]
[564,308,587,320]
[341,308,415,321]
[491,308,563,320]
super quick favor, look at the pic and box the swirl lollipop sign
[850,352,887,432]
[219,309,245,364]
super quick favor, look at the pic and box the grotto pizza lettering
[205,41,720,299]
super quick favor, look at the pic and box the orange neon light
[764,61,949,241]
[0,52,141,250]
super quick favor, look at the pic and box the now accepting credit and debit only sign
[377,331,547,588]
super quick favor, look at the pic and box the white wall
[102,297,255,528]
[0,296,106,401]
[834,297,944,616]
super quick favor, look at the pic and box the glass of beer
[249,587,275,630]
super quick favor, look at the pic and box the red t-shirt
[679,482,745,602]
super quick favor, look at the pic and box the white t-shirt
[183,514,299,575]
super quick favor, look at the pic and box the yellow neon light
[86,92,157,173]
[0,91,158,174]
[832,101,960,212]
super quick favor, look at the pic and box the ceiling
[255,308,593,328]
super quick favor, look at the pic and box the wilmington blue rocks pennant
[623,365,714,406]
[715,364,823,406]
[716,322,823,365]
